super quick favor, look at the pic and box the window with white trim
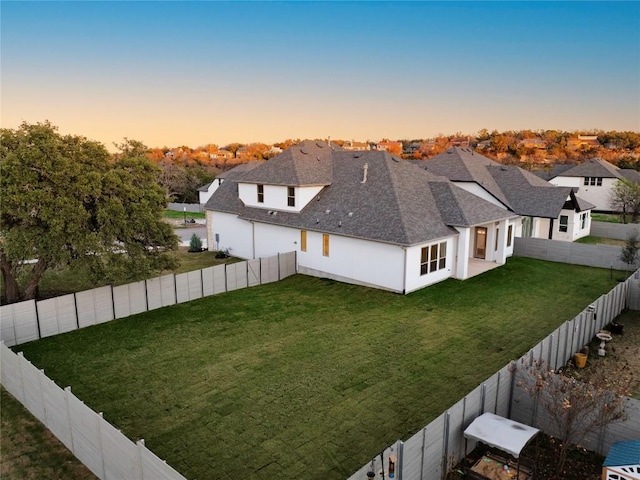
[287,186,295,207]
[420,241,447,276]
[257,184,264,203]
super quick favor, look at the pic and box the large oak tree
[0,121,178,304]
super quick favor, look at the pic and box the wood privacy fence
[1,343,188,480]
[0,251,297,347]
[348,271,640,480]
[513,236,631,270]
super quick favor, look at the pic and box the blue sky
[2,1,639,149]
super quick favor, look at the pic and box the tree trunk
[22,259,48,301]
[0,253,21,304]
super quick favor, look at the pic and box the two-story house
[204,141,519,293]
[548,158,640,212]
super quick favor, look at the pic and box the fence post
[34,300,42,340]
[65,386,76,454]
[137,439,145,480]
[441,412,450,480]
[507,361,517,419]
[419,427,427,480]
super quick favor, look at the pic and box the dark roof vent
[354,152,363,158]
[316,141,324,148]
[300,148,308,154]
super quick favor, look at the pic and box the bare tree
[518,360,629,477]
[610,178,640,223]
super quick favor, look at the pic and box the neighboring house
[548,157,640,212]
[374,141,403,155]
[341,140,371,151]
[518,138,547,149]
[413,147,594,242]
[204,140,518,294]
[567,135,601,150]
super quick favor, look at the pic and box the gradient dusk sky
[2,1,639,150]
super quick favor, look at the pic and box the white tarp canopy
[463,412,539,458]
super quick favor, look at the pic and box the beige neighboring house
[342,140,371,151]
[548,157,640,212]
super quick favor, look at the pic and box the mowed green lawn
[14,258,625,480]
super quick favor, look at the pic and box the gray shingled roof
[419,147,590,218]
[418,147,510,206]
[556,158,622,178]
[205,143,514,247]
[197,182,212,192]
[238,140,337,186]
[620,169,640,184]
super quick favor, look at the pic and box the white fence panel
[18,353,47,424]
[187,270,203,301]
[279,251,296,278]
[0,342,24,401]
[213,264,227,294]
[38,295,77,338]
[139,440,188,480]
[175,272,190,304]
[76,286,114,328]
[42,375,74,452]
[0,304,18,347]
[401,428,427,480]
[201,266,215,297]
[113,281,147,319]
[202,265,227,297]
[226,261,247,291]
[445,402,465,471]
[146,274,176,311]
[3,300,40,345]
[101,420,141,480]
[422,413,446,480]
[247,259,261,287]
[68,393,106,479]
[260,256,279,284]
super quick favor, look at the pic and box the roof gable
[238,140,337,186]
[556,158,621,178]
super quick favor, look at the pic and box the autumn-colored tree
[223,143,244,158]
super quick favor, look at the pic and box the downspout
[251,221,256,259]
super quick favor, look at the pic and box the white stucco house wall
[548,158,640,213]
[204,141,518,294]
[413,147,594,242]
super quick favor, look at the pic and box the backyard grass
[575,235,626,247]
[12,258,627,480]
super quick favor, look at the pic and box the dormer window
[287,186,295,207]
[257,184,264,203]
[584,177,602,186]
